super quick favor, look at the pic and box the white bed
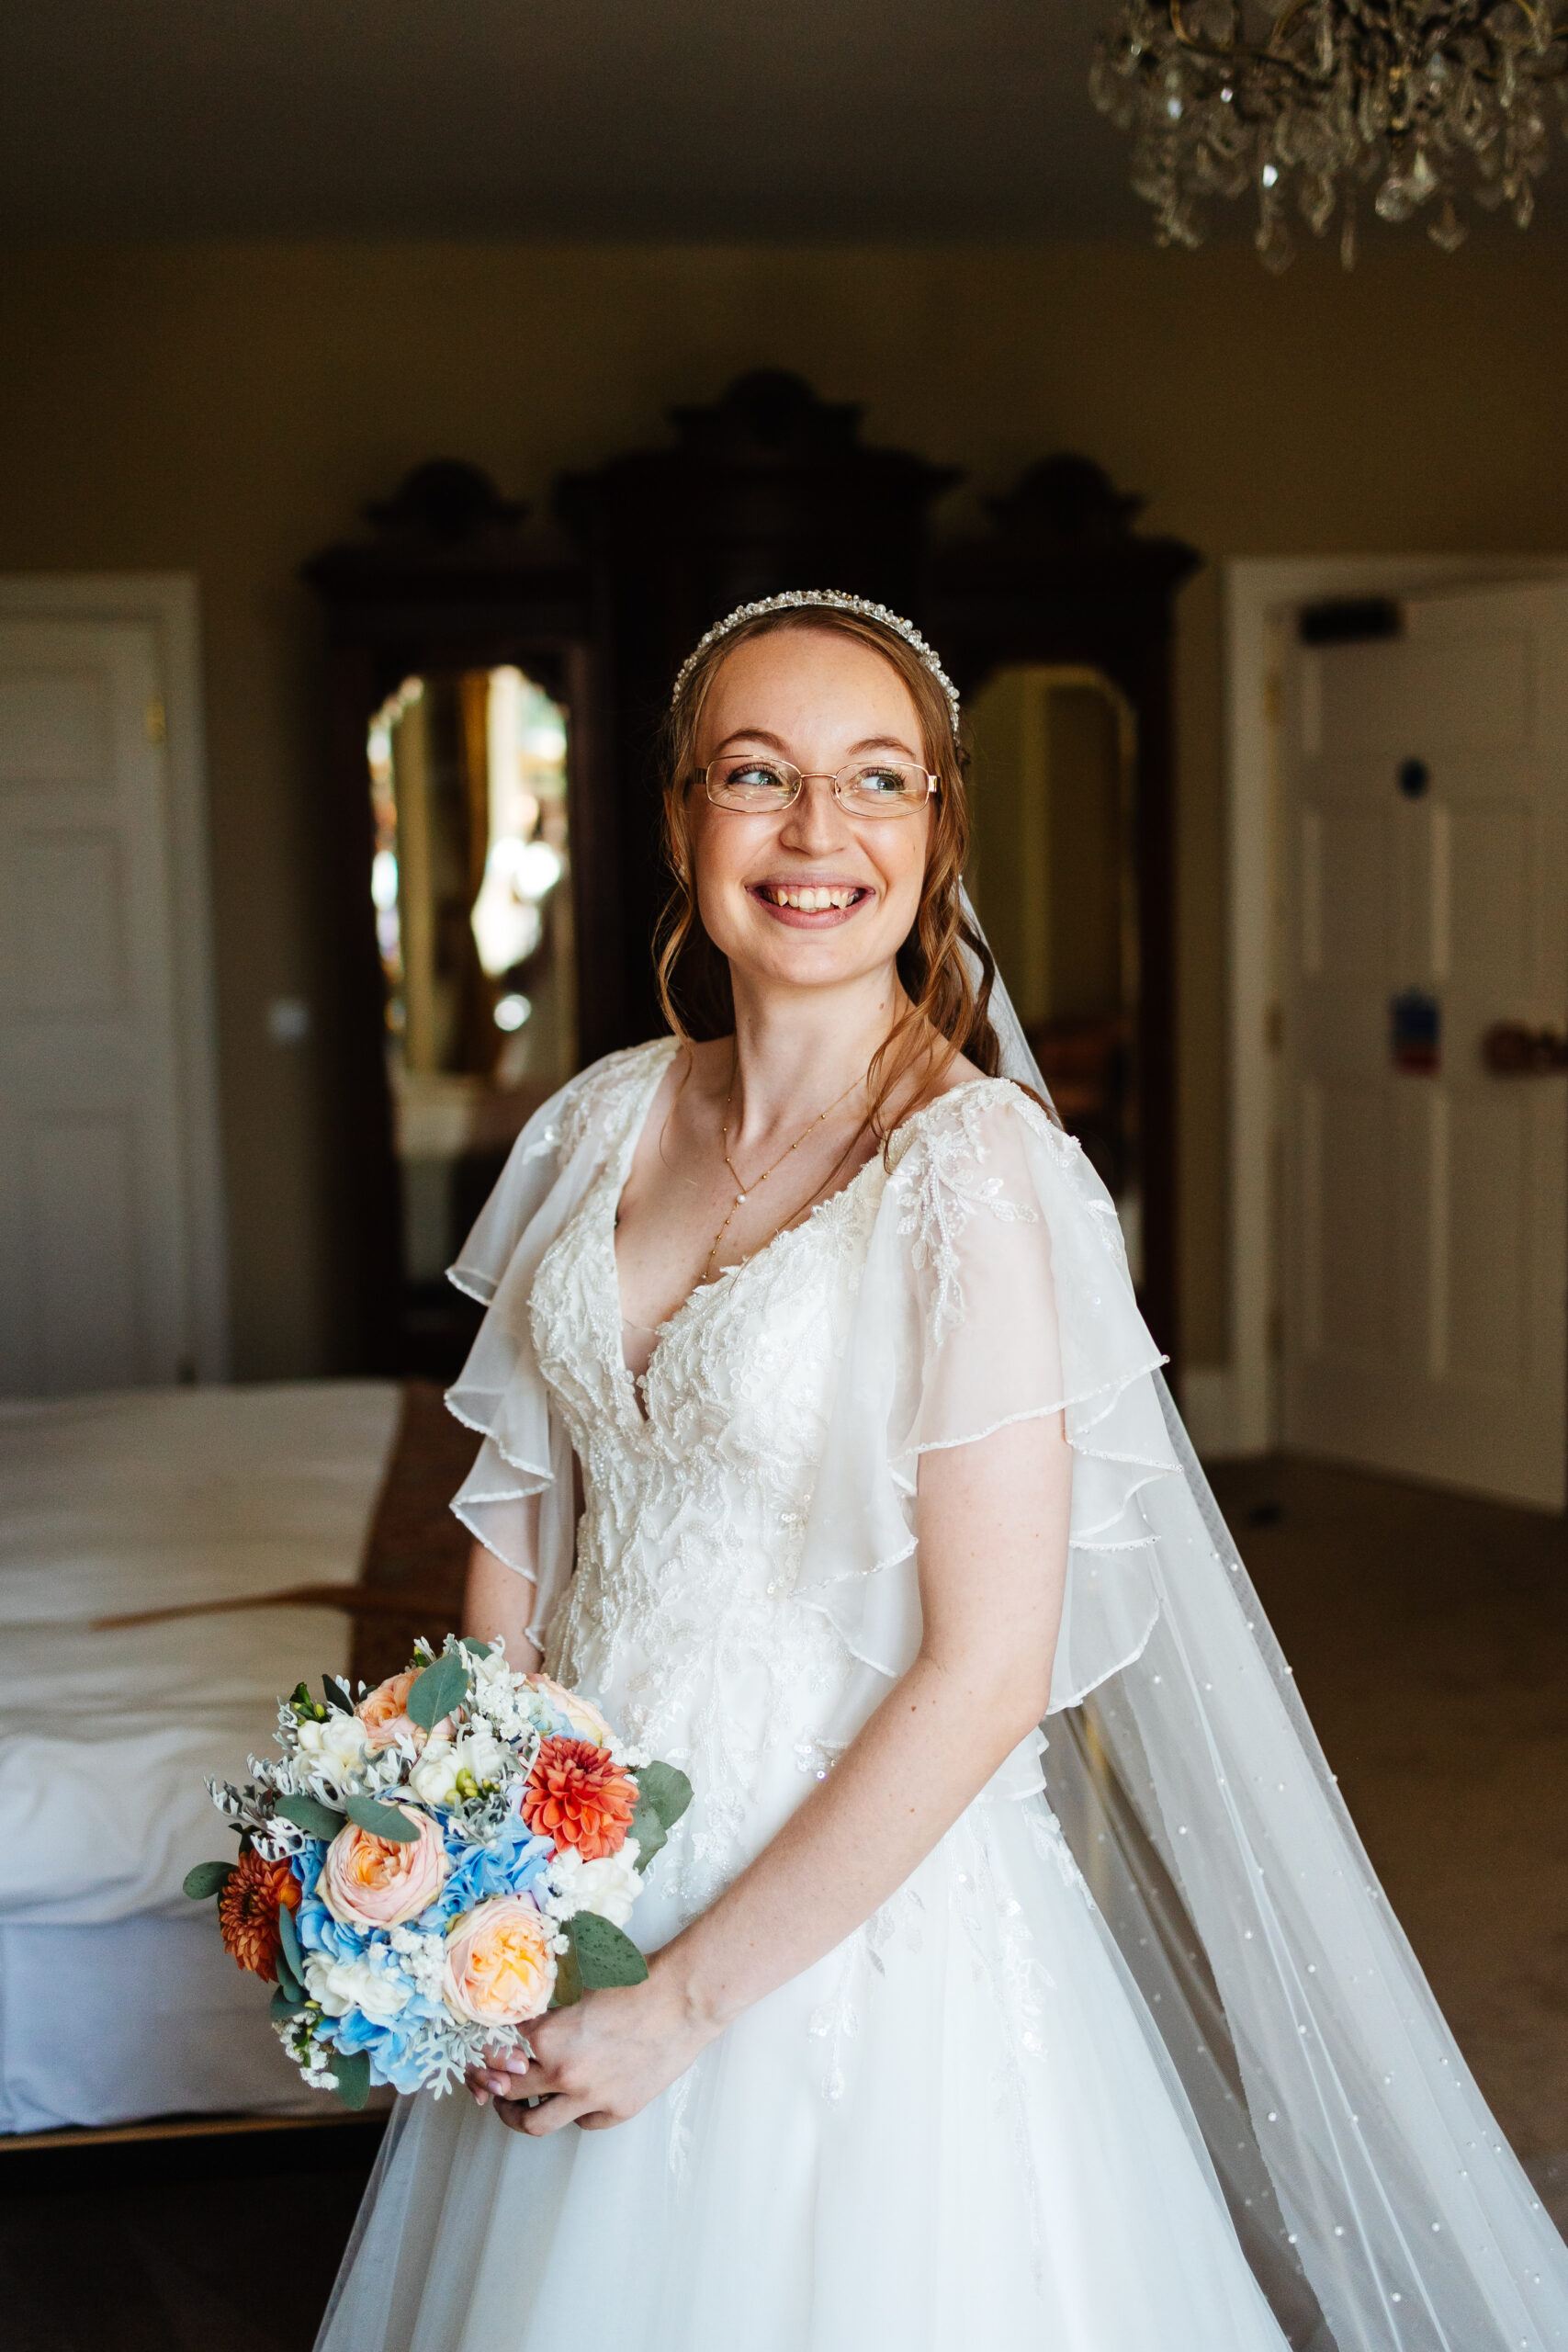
[0,1382,401,2133]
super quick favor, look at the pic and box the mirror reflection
[367,665,576,1361]
[967,663,1142,1282]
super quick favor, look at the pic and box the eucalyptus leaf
[275,1946,304,2007]
[322,1674,354,1713]
[275,1792,347,1841]
[344,1792,421,1844]
[407,1651,469,1732]
[457,1636,491,1661]
[633,1761,693,1835]
[331,2050,372,2110]
[270,1984,307,2026]
[548,1926,583,2008]
[182,1859,235,1902]
[571,1909,650,1991]
[626,1793,667,1873]
[277,1897,306,1984]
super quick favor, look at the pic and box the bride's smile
[692,627,931,989]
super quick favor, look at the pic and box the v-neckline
[604,1042,878,1426]
[600,1045,1003,1428]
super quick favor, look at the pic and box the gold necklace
[703,1056,866,1283]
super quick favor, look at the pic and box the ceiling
[0,0,1163,241]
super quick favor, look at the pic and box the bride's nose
[776,775,852,854]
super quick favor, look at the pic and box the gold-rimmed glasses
[702,754,937,820]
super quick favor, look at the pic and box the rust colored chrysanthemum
[219,1849,301,1980]
[522,1736,637,1861]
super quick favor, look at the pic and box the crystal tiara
[669,591,962,740]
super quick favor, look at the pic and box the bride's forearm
[462,1533,543,1675]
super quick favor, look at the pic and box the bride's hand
[470,1961,715,2134]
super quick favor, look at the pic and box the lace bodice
[525,1042,886,1909]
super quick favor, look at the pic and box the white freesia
[409,1737,462,1806]
[295,1713,372,1772]
[303,1949,413,2023]
[456,1726,508,1785]
[543,1838,642,1929]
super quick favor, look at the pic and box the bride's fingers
[520,2090,582,2137]
[476,2041,534,2099]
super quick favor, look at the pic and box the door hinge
[144,696,166,746]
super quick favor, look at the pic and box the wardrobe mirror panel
[967,663,1142,1281]
[367,664,577,1339]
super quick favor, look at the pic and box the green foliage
[634,1761,693,1833]
[626,1792,668,1871]
[548,1931,583,2008]
[275,1792,347,1841]
[277,1896,306,1985]
[322,1675,355,1713]
[457,1636,491,1660]
[407,1650,469,1731]
[275,1941,305,2007]
[182,1860,235,1902]
[270,1984,307,2026]
[570,1909,650,1991]
[331,2051,372,2110]
[344,1792,421,1844]
[627,1761,693,1869]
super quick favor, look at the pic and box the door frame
[0,574,230,1380]
[1190,555,1568,1460]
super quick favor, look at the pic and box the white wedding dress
[317,1039,1568,2352]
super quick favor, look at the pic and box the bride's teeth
[765,885,860,910]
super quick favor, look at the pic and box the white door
[1280,580,1568,1509]
[0,619,198,1393]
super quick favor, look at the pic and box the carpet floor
[1209,1453,1568,2224]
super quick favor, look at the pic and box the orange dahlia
[522,1736,637,1860]
[218,1849,301,1980]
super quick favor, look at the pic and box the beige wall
[2,237,1563,1374]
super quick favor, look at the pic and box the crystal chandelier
[1090,0,1568,269]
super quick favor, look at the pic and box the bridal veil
[967,896,1568,2352]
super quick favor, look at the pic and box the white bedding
[0,1382,402,2131]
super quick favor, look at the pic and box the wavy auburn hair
[654,605,1005,1151]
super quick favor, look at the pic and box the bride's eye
[725,763,792,794]
[851,764,916,798]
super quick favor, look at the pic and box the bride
[319,596,1568,2352]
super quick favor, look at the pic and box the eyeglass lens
[705,758,931,816]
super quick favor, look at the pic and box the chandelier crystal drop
[1090,0,1568,269]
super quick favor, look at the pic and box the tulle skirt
[315,1790,1287,2352]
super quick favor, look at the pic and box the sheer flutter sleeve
[443,1046,663,1650]
[793,1081,1178,1793]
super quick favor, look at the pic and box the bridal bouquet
[184,1634,691,2107]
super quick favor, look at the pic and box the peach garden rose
[522,1672,616,1749]
[355,1668,452,1754]
[442,1894,558,2028]
[318,1804,448,1929]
